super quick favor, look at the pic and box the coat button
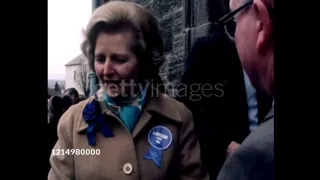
[123,163,133,175]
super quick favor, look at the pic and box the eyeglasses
[217,0,273,42]
[217,0,253,42]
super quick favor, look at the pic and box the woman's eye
[114,58,127,63]
[111,55,127,63]
[96,55,105,63]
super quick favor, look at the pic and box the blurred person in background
[47,95,73,173]
[63,88,80,104]
[47,96,64,173]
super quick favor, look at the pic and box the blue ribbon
[143,126,173,168]
[144,146,163,168]
[83,100,113,146]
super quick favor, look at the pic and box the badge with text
[144,126,172,168]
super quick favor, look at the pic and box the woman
[48,1,208,180]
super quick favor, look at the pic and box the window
[74,71,76,80]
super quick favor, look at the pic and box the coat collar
[76,87,182,137]
[144,88,182,121]
[262,105,274,123]
[131,88,182,138]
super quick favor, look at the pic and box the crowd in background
[47,88,86,170]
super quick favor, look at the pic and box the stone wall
[138,0,185,97]
[100,0,228,97]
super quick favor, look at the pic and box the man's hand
[226,141,240,157]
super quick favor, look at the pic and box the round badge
[148,126,172,150]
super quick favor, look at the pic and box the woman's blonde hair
[81,0,164,80]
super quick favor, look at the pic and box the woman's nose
[103,58,115,77]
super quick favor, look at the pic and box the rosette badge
[82,99,114,146]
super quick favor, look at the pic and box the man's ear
[254,0,273,55]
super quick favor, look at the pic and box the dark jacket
[177,31,251,179]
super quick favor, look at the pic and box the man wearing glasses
[177,0,273,178]
[217,0,274,179]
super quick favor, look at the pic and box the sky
[48,0,92,80]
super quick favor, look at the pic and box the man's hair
[64,88,79,99]
[81,0,164,81]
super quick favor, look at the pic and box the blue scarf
[103,89,147,132]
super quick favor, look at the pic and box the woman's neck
[110,93,140,105]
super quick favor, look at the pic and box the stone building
[91,0,228,97]
[65,54,89,95]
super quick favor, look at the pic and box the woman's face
[94,31,139,98]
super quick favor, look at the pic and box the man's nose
[103,58,115,77]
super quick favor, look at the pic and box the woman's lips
[103,80,120,86]
[103,81,121,97]
[103,80,122,93]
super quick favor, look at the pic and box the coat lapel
[132,88,182,138]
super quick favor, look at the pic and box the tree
[54,82,61,93]
[74,65,90,97]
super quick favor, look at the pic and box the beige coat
[48,88,209,180]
